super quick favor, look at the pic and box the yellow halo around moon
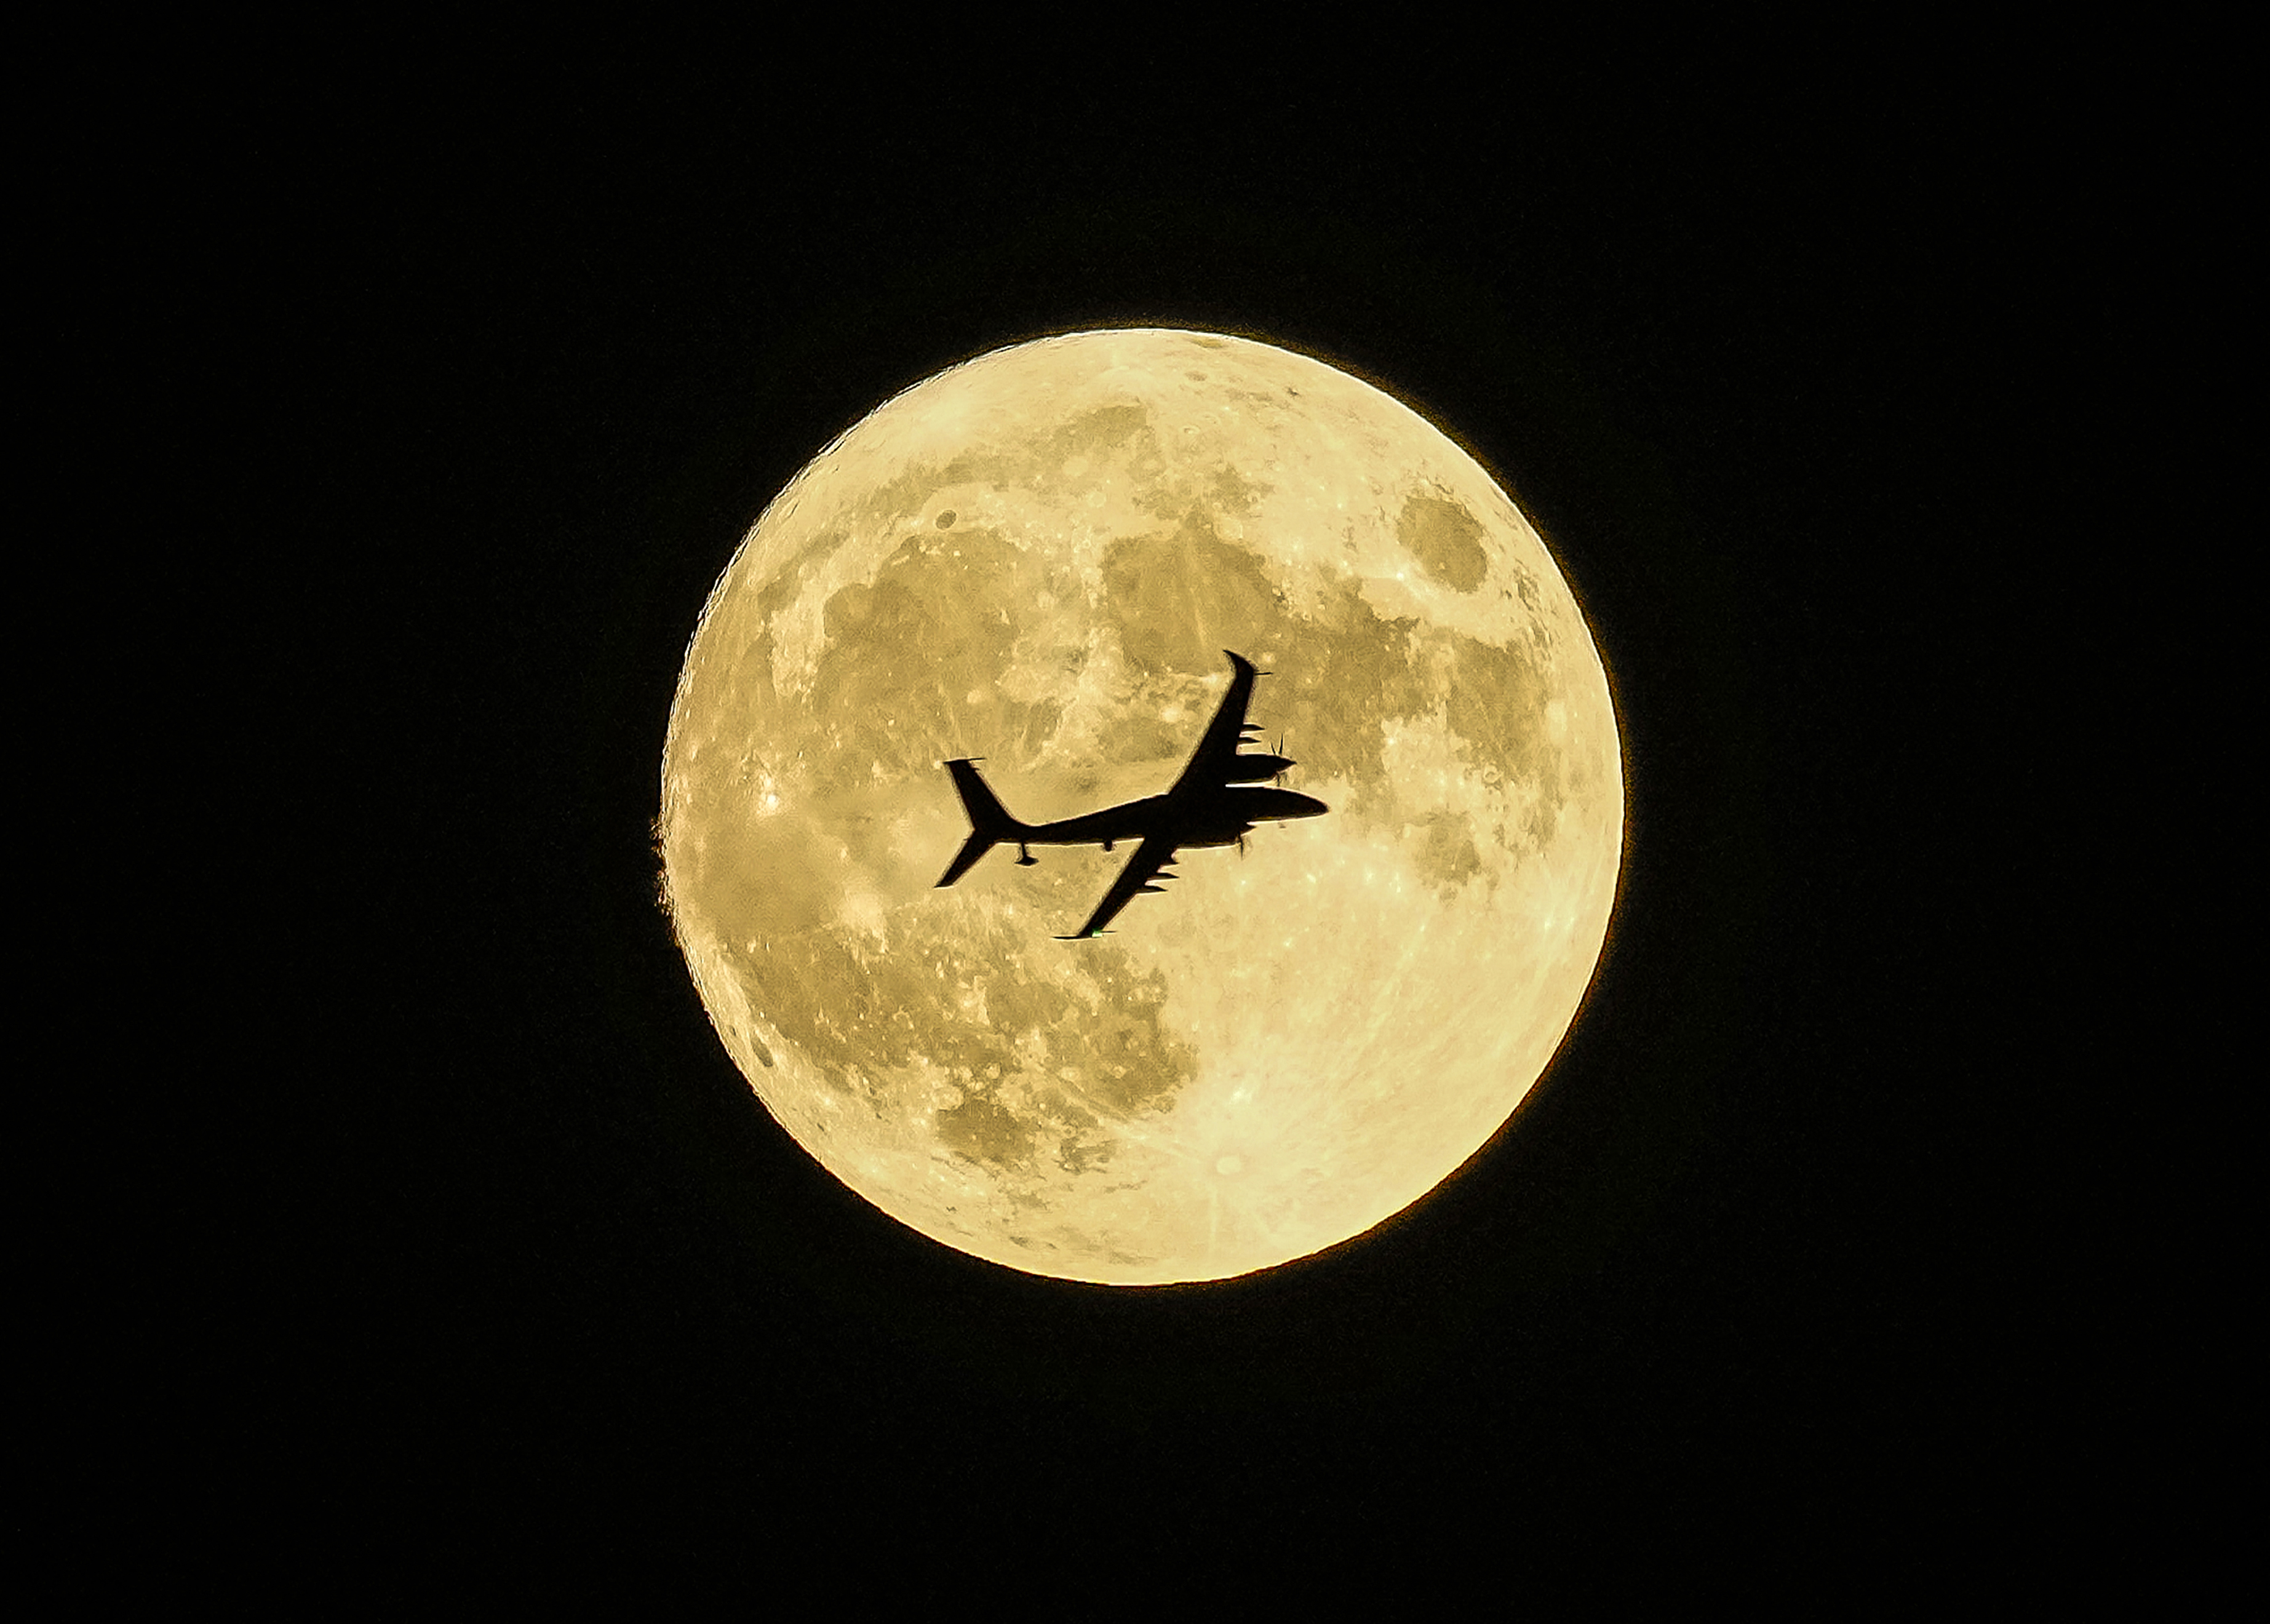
[659,329,1622,1285]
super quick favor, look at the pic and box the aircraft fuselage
[1022,786,1326,852]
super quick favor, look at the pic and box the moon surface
[660,329,1622,1284]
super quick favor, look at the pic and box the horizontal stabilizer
[935,758,1027,888]
[936,830,994,889]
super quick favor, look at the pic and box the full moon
[660,329,1622,1284]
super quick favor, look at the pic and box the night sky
[157,38,2095,1555]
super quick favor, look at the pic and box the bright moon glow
[661,329,1622,1284]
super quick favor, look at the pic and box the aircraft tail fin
[936,758,1024,888]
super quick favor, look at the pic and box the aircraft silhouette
[936,651,1329,939]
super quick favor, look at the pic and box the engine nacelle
[1221,753,1295,782]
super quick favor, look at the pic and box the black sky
[156,39,2100,1556]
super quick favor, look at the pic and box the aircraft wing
[1056,834,1179,940]
[1168,650,1262,797]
